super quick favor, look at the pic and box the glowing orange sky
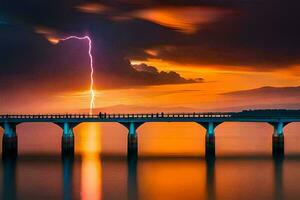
[2,61,300,114]
[3,55,298,114]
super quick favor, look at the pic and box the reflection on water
[1,155,17,200]
[3,155,300,200]
[128,154,138,200]
[206,156,215,200]
[274,156,284,200]
[62,153,74,200]
[81,154,102,200]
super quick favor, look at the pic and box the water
[2,155,300,200]
[0,122,300,200]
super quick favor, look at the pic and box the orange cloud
[46,36,60,44]
[75,3,109,14]
[145,49,158,56]
[34,26,56,35]
[34,26,61,44]
[130,6,231,34]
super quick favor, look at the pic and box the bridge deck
[0,113,233,119]
[0,112,300,123]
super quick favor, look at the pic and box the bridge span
[1,110,300,157]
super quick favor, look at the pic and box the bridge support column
[120,122,144,158]
[1,123,18,156]
[270,122,288,158]
[56,122,79,155]
[205,135,215,159]
[198,122,221,158]
[128,133,138,159]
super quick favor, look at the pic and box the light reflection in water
[76,123,102,200]
[81,155,102,200]
[138,159,206,200]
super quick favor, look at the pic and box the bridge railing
[0,112,235,119]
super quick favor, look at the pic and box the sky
[1,0,300,113]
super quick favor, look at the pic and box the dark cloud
[0,0,300,96]
[0,24,198,94]
[131,63,200,85]
[144,1,300,69]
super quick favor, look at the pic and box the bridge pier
[120,122,144,158]
[273,135,284,158]
[56,122,79,155]
[198,122,221,158]
[205,135,215,159]
[1,122,18,156]
[128,133,138,159]
[270,122,288,158]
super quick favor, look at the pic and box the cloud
[137,1,300,69]
[130,63,201,85]
[75,3,110,14]
[126,6,232,34]
[1,0,300,89]
[0,25,200,95]
[132,63,159,73]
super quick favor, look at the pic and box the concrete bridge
[1,110,300,157]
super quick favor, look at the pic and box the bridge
[1,110,300,157]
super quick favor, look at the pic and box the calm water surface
[0,122,300,200]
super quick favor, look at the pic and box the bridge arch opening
[280,122,300,154]
[136,122,206,156]
[13,122,62,155]
[75,122,128,156]
[215,122,273,156]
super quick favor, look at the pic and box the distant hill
[224,86,300,97]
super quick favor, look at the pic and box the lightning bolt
[58,36,95,115]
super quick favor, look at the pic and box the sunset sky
[1,0,300,113]
[2,4,300,200]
